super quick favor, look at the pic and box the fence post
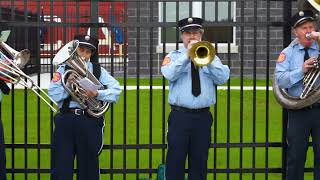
[282,0,292,179]
[90,0,99,36]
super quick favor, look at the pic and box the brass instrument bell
[188,41,215,67]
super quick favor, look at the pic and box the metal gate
[0,0,309,179]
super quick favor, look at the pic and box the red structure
[0,1,127,57]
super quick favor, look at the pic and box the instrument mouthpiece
[306,33,312,40]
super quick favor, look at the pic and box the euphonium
[53,40,110,118]
[188,41,216,66]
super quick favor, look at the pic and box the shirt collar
[297,40,318,50]
[178,47,188,53]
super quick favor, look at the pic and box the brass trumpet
[188,41,216,66]
[0,31,58,112]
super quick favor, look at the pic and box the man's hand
[187,40,199,50]
[303,57,317,73]
[309,31,320,40]
[66,73,78,85]
[85,89,98,98]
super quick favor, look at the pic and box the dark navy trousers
[165,109,213,180]
[286,108,320,180]
[0,119,6,180]
[51,112,104,180]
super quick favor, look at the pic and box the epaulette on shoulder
[167,50,179,57]
[171,50,180,54]
[281,46,291,54]
[288,38,299,48]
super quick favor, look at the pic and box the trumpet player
[161,17,230,180]
[275,10,320,180]
[48,34,121,180]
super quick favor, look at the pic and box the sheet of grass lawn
[1,87,316,180]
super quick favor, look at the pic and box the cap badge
[85,35,90,41]
[299,11,304,17]
[188,18,193,23]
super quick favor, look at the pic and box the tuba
[0,30,58,112]
[53,40,110,118]
[305,0,320,13]
[273,1,320,109]
[273,34,320,109]
[188,41,216,66]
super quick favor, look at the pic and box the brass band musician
[274,8,320,180]
[161,17,230,180]
[48,34,121,180]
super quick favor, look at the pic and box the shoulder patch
[52,72,61,82]
[162,56,171,66]
[277,53,286,63]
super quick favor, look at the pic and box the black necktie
[191,61,201,97]
[304,48,309,61]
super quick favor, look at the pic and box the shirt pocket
[181,64,190,73]
[289,60,302,71]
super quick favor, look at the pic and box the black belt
[170,105,209,113]
[66,108,93,117]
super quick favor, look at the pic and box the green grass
[1,87,316,180]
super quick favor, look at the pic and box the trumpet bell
[188,41,215,66]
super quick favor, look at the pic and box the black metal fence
[0,0,310,180]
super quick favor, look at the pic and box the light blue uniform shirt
[0,91,2,102]
[161,47,230,109]
[48,61,122,109]
[275,39,319,97]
